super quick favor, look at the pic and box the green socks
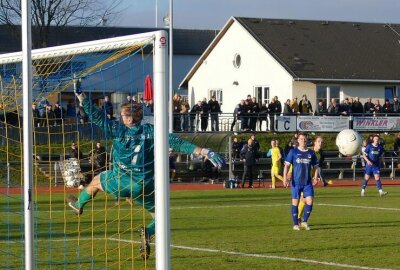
[75,189,92,209]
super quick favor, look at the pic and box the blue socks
[362,178,369,190]
[291,205,299,225]
[303,204,313,222]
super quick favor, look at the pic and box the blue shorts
[291,183,314,199]
[364,165,380,176]
[100,170,155,213]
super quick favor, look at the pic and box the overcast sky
[113,0,400,29]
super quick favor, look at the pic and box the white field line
[1,236,394,269]
[2,203,400,214]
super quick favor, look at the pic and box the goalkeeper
[67,80,225,259]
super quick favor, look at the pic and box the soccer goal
[0,30,169,269]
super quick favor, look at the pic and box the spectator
[232,137,242,159]
[237,99,247,131]
[351,97,364,115]
[364,97,375,115]
[392,96,400,115]
[144,100,154,115]
[231,102,240,132]
[240,138,257,188]
[315,99,327,115]
[200,97,209,132]
[208,95,222,131]
[249,97,260,131]
[250,133,260,154]
[102,96,114,119]
[70,142,83,160]
[291,97,299,114]
[242,99,251,131]
[258,101,268,131]
[92,141,107,171]
[42,104,55,126]
[382,99,393,116]
[173,94,181,131]
[298,94,313,114]
[373,100,382,115]
[180,97,190,131]
[53,102,65,125]
[283,99,292,115]
[275,96,282,115]
[267,97,280,132]
[327,98,340,115]
[190,100,202,132]
[169,148,177,182]
[339,98,352,116]
[32,103,40,127]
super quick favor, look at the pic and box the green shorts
[100,170,155,213]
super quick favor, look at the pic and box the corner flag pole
[21,0,34,269]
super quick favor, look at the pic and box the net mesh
[0,34,157,269]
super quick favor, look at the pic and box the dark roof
[236,18,400,81]
[0,25,218,55]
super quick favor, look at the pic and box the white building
[180,17,400,114]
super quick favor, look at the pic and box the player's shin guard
[362,179,369,190]
[75,189,92,209]
[303,204,313,222]
[376,179,383,190]
[291,205,299,225]
[298,200,305,219]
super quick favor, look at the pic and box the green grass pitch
[1,186,399,269]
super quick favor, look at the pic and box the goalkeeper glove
[73,75,85,102]
[205,149,225,168]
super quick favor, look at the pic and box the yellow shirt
[271,147,281,168]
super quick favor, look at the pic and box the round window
[233,53,241,68]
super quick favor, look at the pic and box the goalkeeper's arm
[193,147,225,168]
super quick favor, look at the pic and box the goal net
[0,30,168,269]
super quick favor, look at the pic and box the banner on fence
[276,115,297,132]
[353,117,400,131]
[297,116,349,132]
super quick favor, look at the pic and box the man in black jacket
[240,138,258,188]
[208,95,221,131]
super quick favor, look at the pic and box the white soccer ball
[336,129,362,156]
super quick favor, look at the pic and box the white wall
[293,81,317,109]
[188,21,293,113]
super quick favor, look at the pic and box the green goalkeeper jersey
[82,98,197,181]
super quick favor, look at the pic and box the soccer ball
[336,129,362,156]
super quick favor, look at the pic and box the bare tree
[0,0,124,48]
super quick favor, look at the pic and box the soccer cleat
[293,225,300,231]
[327,180,334,185]
[300,222,310,230]
[139,227,151,259]
[271,184,276,189]
[379,191,388,197]
[66,195,83,215]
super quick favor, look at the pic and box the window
[209,89,223,104]
[385,86,397,100]
[233,53,241,68]
[317,85,340,106]
[254,86,269,106]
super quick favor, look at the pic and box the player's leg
[271,166,276,189]
[361,167,372,196]
[374,171,388,197]
[131,180,155,259]
[300,185,314,230]
[67,172,105,215]
[291,186,301,230]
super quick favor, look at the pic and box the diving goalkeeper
[67,80,225,259]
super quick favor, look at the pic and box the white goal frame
[0,25,169,269]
